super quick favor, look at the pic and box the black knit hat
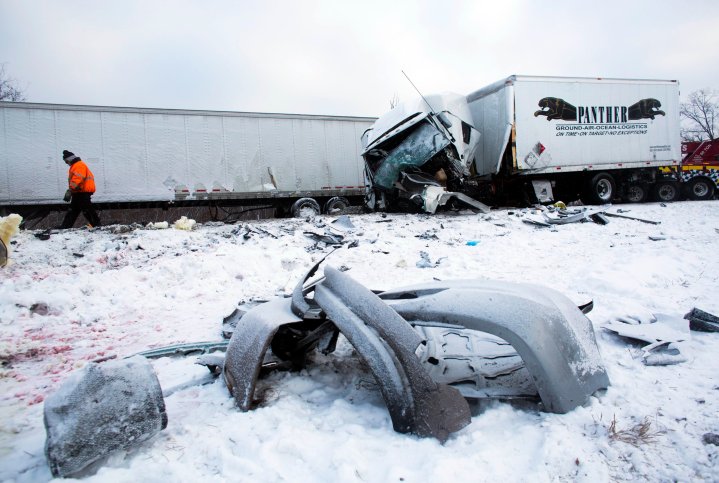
[62,150,78,162]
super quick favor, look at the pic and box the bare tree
[680,88,717,141]
[0,64,26,101]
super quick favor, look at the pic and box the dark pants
[60,192,101,229]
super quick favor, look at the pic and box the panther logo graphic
[534,97,577,121]
[627,98,665,120]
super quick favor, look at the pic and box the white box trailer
[0,101,375,216]
[466,75,682,203]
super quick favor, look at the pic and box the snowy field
[1,201,719,482]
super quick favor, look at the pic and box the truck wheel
[323,196,350,214]
[291,198,321,218]
[584,173,616,204]
[652,181,679,202]
[685,177,715,201]
[622,184,647,203]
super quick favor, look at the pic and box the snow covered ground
[1,201,719,482]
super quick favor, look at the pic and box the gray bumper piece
[313,266,471,442]
[379,280,610,413]
[222,265,608,442]
[44,356,167,478]
[223,297,303,410]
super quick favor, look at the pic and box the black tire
[290,197,321,218]
[583,172,616,205]
[652,180,680,202]
[622,184,647,203]
[685,177,715,201]
[323,196,350,214]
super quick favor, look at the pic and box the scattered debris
[303,231,344,245]
[34,229,51,240]
[641,341,687,366]
[685,308,719,333]
[331,215,356,231]
[111,225,135,234]
[416,251,446,268]
[146,221,169,229]
[590,213,610,225]
[416,230,440,240]
[543,209,588,225]
[603,212,661,225]
[603,313,690,366]
[523,216,552,227]
[173,216,196,230]
[604,313,689,345]
[253,226,279,238]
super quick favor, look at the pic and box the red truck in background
[679,139,719,200]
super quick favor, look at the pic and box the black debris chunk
[34,229,51,240]
[703,433,719,446]
[685,308,719,333]
[590,213,610,225]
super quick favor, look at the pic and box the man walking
[60,150,101,229]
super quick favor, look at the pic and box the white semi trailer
[0,101,375,218]
[467,75,682,204]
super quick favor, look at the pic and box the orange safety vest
[67,160,96,194]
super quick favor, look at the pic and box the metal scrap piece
[641,341,687,366]
[604,212,661,225]
[135,341,229,359]
[685,307,719,332]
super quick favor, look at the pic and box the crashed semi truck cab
[361,93,489,214]
[467,75,682,205]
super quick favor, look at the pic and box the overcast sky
[1,0,717,117]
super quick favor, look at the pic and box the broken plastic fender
[380,279,610,413]
[314,266,472,442]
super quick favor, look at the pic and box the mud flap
[43,356,167,478]
[380,280,610,413]
[314,267,471,442]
